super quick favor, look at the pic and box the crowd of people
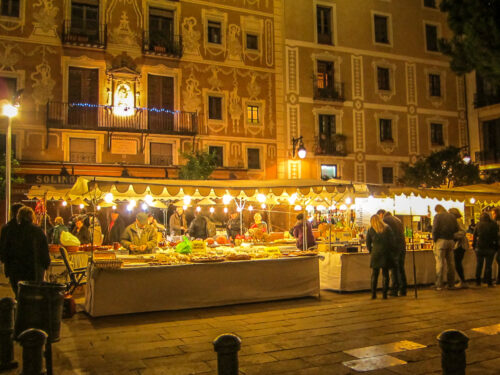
[366,206,500,299]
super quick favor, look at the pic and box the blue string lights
[69,102,181,115]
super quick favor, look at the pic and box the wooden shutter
[68,68,98,104]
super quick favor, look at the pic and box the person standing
[50,217,69,245]
[473,212,499,287]
[104,211,125,245]
[2,207,50,297]
[491,207,500,285]
[72,217,91,244]
[378,210,407,296]
[250,213,268,233]
[432,205,459,290]
[120,213,157,254]
[292,213,316,250]
[0,203,24,281]
[366,214,396,299]
[226,212,242,240]
[448,208,469,288]
[188,212,208,239]
[170,207,187,236]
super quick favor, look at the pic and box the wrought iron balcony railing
[313,79,345,101]
[62,20,107,49]
[315,135,347,156]
[475,150,500,165]
[143,32,182,58]
[46,102,198,136]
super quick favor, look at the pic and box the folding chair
[59,247,87,294]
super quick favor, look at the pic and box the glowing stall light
[183,205,188,210]
[145,194,154,205]
[345,197,352,205]
[127,204,133,212]
[288,193,298,205]
[183,195,192,206]
[222,194,233,205]
[306,205,314,212]
[62,201,67,207]
[248,205,254,211]
[97,205,101,211]
[224,207,228,213]
[237,207,242,212]
[349,204,356,210]
[257,194,266,203]
[317,205,326,211]
[308,217,314,222]
[470,197,476,204]
[339,204,348,211]
[141,203,148,211]
[129,199,137,208]
[329,205,336,211]
[261,203,266,209]
[294,204,302,211]
[209,207,215,214]
[196,206,201,212]
[79,204,84,209]
[104,193,114,204]
[112,205,117,210]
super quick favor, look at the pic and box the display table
[85,256,320,317]
[320,249,484,292]
[47,252,91,284]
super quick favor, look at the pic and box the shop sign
[111,139,137,155]
[25,175,78,185]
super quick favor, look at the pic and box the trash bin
[14,282,65,343]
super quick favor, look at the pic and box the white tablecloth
[320,250,490,292]
[85,256,320,317]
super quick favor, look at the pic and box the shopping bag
[175,236,192,254]
[60,231,81,247]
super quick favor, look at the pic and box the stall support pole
[410,208,418,299]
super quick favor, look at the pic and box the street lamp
[292,136,307,159]
[2,103,19,223]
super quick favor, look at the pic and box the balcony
[62,21,107,49]
[315,134,347,156]
[46,102,198,136]
[475,150,500,165]
[474,92,500,108]
[313,79,345,102]
[143,32,182,58]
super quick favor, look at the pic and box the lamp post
[2,103,18,224]
[292,136,307,159]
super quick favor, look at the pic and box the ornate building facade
[281,0,467,184]
[0,0,283,188]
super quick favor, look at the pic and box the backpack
[205,217,216,237]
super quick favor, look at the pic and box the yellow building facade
[0,0,283,184]
[281,0,467,184]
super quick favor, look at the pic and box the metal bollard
[18,329,47,375]
[0,297,18,372]
[437,329,469,375]
[213,334,241,375]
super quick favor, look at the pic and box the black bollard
[0,297,18,372]
[213,334,241,375]
[18,329,47,375]
[437,329,469,375]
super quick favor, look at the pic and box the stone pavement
[2,278,500,375]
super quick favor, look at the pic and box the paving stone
[343,355,407,372]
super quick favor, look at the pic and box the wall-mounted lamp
[292,136,307,159]
[459,146,471,164]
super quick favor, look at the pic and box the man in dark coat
[226,212,242,239]
[378,210,407,296]
[0,203,24,277]
[473,213,499,286]
[188,212,208,239]
[3,206,50,297]
[104,211,126,245]
[432,205,459,290]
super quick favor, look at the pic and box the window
[429,74,441,97]
[246,34,258,50]
[0,134,16,158]
[208,96,222,120]
[247,105,259,124]
[382,167,394,184]
[207,21,222,44]
[148,75,174,131]
[430,123,444,145]
[374,14,389,44]
[69,138,96,163]
[0,76,17,101]
[316,6,332,44]
[150,143,173,166]
[68,67,98,104]
[379,119,393,142]
[377,67,390,91]
[321,164,337,180]
[71,0,99,37]
[424,0,436,8]
[149,8,174,45]
[0,0,19,18]
[317,60,334,89]
[425,24,438,52]
[209,146,224,167]
[247,148,260,169]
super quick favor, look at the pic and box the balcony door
[149,8,174,50]
[482,119,500,163]
[316,60,335,98]
[68,67,99,128]
[71,1,99,43]
[148,75,174,132]
[318,114,336,154]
